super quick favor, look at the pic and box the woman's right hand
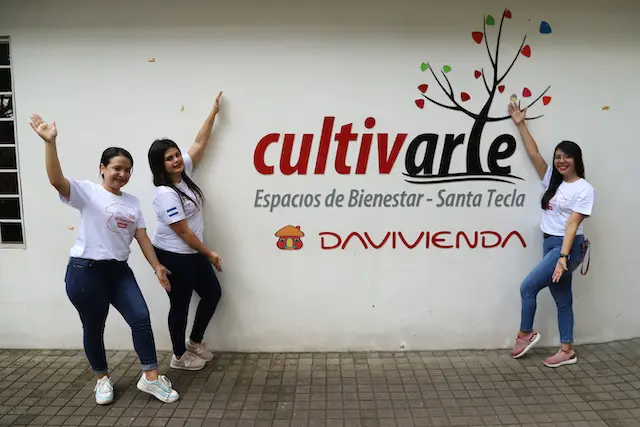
[208,251,223,272]
[29,114,57,143]
[507,102,526,125]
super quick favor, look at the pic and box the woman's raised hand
[507,102,526,125]
[212,91,223,115]
[29,114,57,143]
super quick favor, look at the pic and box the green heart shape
[421,62,428,71]
[486,15,495,26]
[443,65,452,73]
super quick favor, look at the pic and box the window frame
[0,36,26,249]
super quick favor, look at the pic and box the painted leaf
[486,15,495,26]
[418,84,429,93]
[543,96,552,105]
[521,45,531,57]
[443,65,452,73]
[461,92,471,102]
[472,31,484,44]
[498,85,505,93]
[522,87,532,97]
[415,99,425,109]
[421,62,428,71]
[540,21,552,34]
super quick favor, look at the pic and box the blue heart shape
[540,21,552,34]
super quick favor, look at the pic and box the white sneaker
[136,373,179,403]
[186,339,214,361]
[170,350,206,371]
[94,376,114,405]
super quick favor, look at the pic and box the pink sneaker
[510,331,541,358]
[543,349,577,368]
[186,339,214,362]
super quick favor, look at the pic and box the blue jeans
[64,257,159,374]
[520,234,585,344]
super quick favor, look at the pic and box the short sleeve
[183,153,194,177]
[153,190,186,225]
[137,206,147,229]
[572,185,595,217]
[59,178,95,210]
[541,166,552,189]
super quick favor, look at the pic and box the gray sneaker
[186,339,214,362]
[170,350,206,371]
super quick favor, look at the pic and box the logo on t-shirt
[167,207,179,218]
[105,203,137,235]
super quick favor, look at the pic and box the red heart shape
[472,31,483,44]
[461,92,471,102]
[522,87,532,97]
[474,70,481,79]
[498,85,505,93]
[521,45,531,57]
[415,99,425,109]
[418,84,428,93]
[543,96,552,105]
[504,9,512,19]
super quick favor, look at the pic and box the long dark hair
[148,139,205,208]
[541,140,585,210]
[100,147,134,178]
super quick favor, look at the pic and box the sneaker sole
[136,382,180,403]
[170,361,205,371]
[544,356,578,368]
[512,333,541,359]
[96,396,113,405]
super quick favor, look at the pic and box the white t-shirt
[540,166,595,236]
[152,153,205,254]
[60,179,146,261]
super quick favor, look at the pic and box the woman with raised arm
[507,102,595,368]
[147,92,224,371]
[29,114,179,404]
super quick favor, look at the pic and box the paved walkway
[2,340,640,427]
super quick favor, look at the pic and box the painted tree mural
[414,9,552,176]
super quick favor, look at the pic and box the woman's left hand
[552,257,568,283]
[155,265,172,291]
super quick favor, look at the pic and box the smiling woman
[27,114,180,405]
[148,92,225,372]
[507,102,595,369]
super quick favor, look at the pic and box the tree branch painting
[415,9,553,175]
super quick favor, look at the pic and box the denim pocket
[567,237,585,273]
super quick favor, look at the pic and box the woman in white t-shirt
[29,114,179,405]
[147,92,224,371]
[507,103,595,368]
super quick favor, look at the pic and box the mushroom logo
[275,225,304,250]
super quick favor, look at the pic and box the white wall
[1,0,638,352]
